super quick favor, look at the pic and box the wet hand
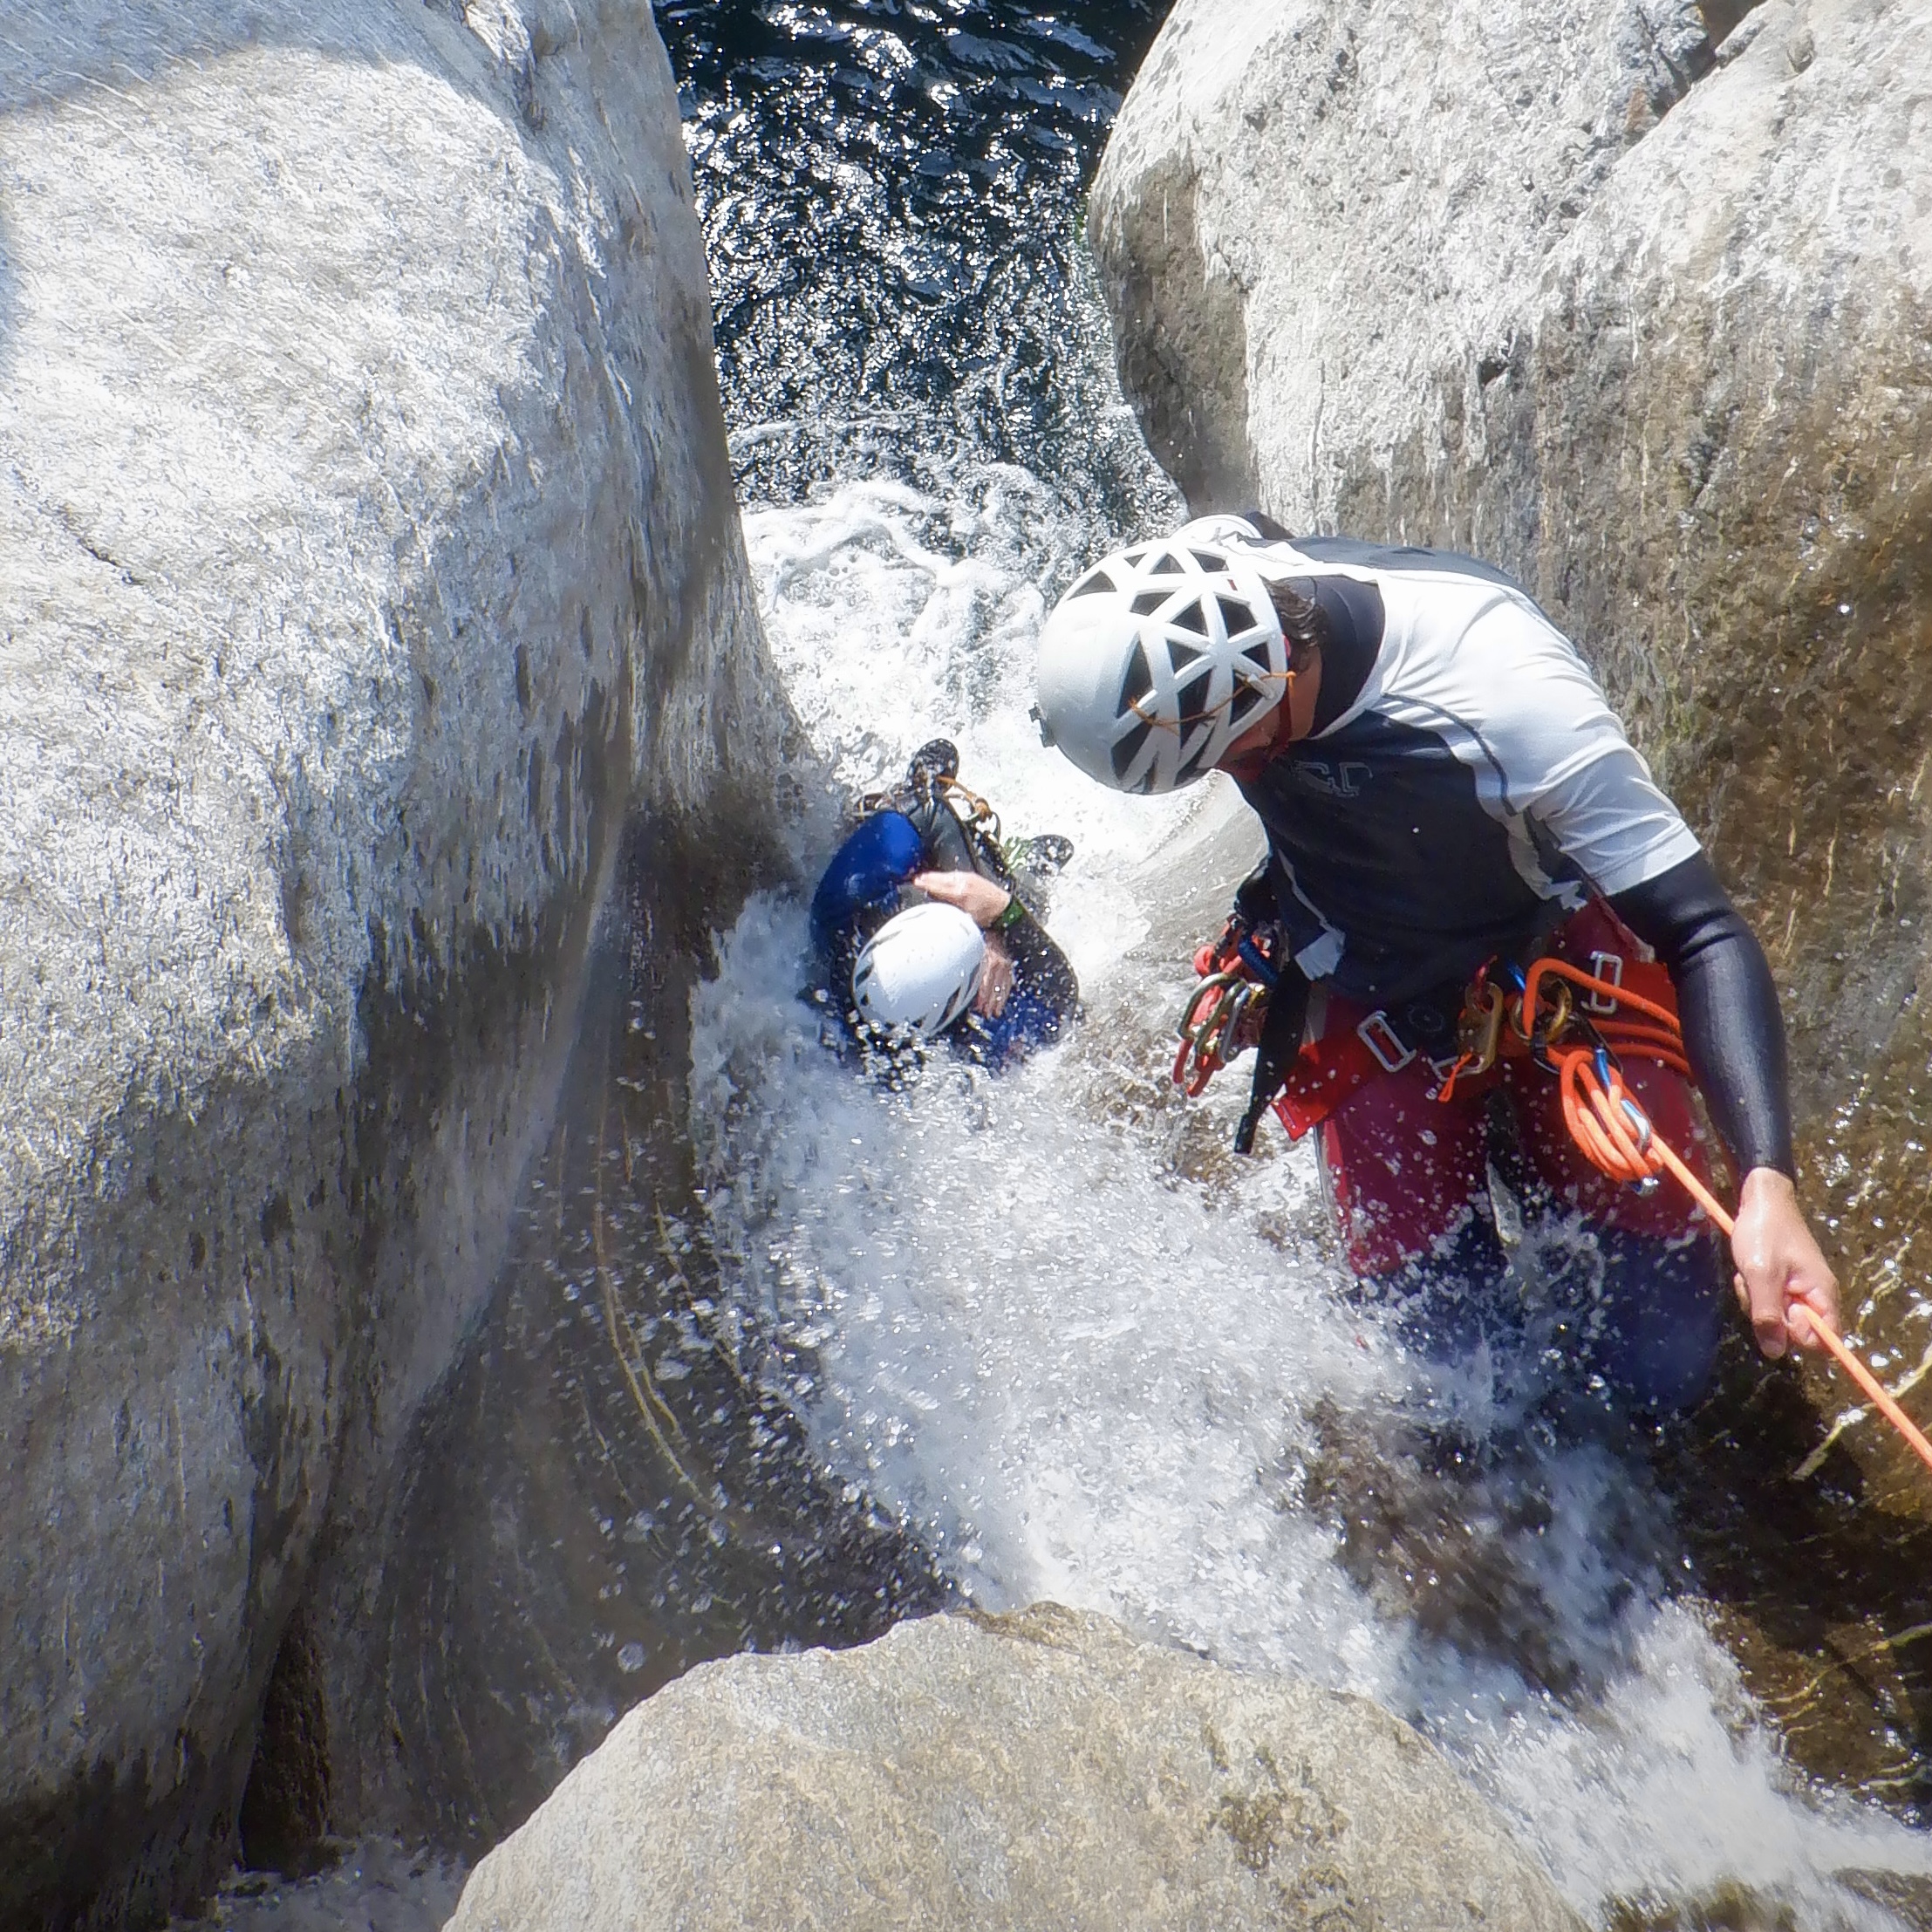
[914,870,1013,929]
[1730,1167,1840,1360]
[975,933,1014,1017]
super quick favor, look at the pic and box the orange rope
[1521,959,1932,1476]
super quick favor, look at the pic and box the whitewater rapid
[691,463,1932,1927]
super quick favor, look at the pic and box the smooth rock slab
[445,1605,1582,1932]
[0,0,784,1920]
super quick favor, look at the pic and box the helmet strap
[1259,666,1301,750]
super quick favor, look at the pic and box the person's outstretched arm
[913,870,1079,1036]
[1611,853,1840,1358]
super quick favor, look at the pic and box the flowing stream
[187,3,1932,1926]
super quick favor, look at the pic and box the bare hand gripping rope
[1492,957,1932,1476]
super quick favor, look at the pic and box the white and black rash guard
[1219,515,1794,1178]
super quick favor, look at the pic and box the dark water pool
[663,0,1165,505]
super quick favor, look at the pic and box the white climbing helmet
[1034,526,1288,793]
[850,902,986,1039]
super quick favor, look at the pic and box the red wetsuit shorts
[1315,903,1720,1278]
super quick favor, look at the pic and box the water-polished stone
[0,3,787,1922]
[446,1604,1583,1931]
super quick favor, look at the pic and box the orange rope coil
[1513,958,1932,1476]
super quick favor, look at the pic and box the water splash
[696,469,1932,1925]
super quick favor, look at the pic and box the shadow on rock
[287,816,949,1860]
[1657,1330,1932,1826]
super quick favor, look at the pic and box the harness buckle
[1586,951,1626,1014]
[1355,1010,1415,1074]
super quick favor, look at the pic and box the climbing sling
[1173,920,1932,1475]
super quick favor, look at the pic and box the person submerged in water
[810,739,1081,1067]
[1032,515,1838,1410]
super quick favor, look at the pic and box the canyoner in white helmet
[1033,508,1842,1419]
[850,902,987,1039]
[809,739,1082,1068]
[1032,517,1301,794]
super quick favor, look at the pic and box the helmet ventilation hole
[1110,716,1152,780]
[1172,731,1218,786]
[1174,667,1214,726]
[1226,686,1266,731]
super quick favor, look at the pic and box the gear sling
[1179,898,1734,1407]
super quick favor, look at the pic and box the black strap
[1235,964,1312,1155]
[893,776,1007,884]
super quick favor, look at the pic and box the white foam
[741,467,1205,983]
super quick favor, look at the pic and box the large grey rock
[0,1,786,1922]
[1092,0,1932,1494]
[444,1605,1582,1932]
[1092,0,1719,518]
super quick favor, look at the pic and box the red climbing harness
[1172,916,1932,1478]
[1173,920,1684,1148]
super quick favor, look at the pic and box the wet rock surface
[0,2,786,1922]
[444,1602,1584,1932]
[324,810,949,1857]
[1090,0,1932,1816]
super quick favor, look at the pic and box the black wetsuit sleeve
[1608,852,1794,1178]
[999,905,1081,1023]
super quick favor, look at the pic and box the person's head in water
[849,901,986,1041]
[809,738,1083,1068]
[1032,522,1326,794]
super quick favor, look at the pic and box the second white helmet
[850,901,986,1039]
[1034,527,1288,793]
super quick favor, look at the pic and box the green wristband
[993,894,1027,932]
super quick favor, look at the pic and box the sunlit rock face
[1092,0,1932,1497]
[445,1605,1586,1932]
[0,2,785,1922]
